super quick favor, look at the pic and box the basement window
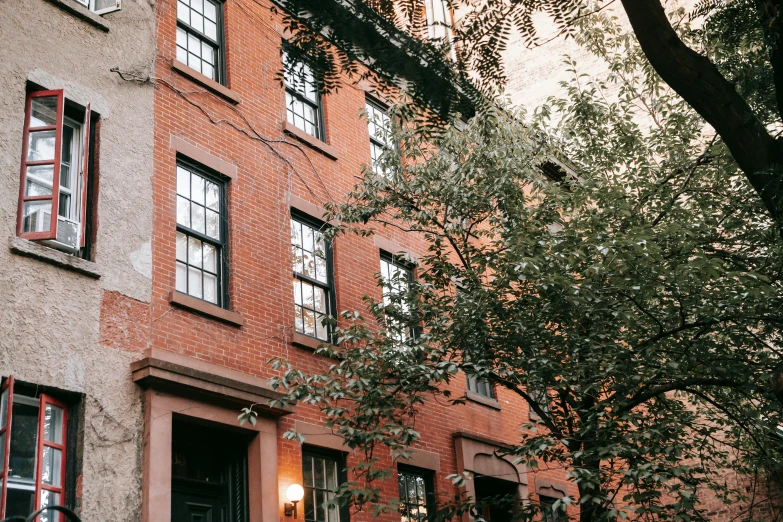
[17,88,96,260]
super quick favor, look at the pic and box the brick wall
[140,0,576,518]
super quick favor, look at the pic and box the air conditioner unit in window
[45,217,81,253]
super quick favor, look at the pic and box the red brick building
[133,0,575,520]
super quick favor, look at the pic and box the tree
[276,0,783,237]
[243,15,783,522]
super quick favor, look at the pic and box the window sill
[171,61,241,105]
[465,390,502,410]
[43,0,111,32]
[168,291,244,327]
[9,237,101,279]
[291,332,332,351]
[283,121,339,160]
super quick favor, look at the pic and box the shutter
[17,90,65,241]
[34,394,68,522]
[91,0,121,15]
[79,104,91,248]
[0,376,13,519]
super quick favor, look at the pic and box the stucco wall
[0,0,155,520]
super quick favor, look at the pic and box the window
[528,387,550,420]
[284,53,323,140]
[291,212,335,341]
[175,160,228,306]
[17,89,94,257]
[466,375,495,400]
[0,376,70,522]
[397,467,434,522]
[302,448,346,522]
[73,0,121,14]
[380,252,415,342]
[424,0,456,61]
[540,496,566,522]
[176,0,223,82]
[366,99,392,175]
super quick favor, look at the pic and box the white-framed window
[74,0,122,15]
[17,89,94,257]
[365,98,392,176]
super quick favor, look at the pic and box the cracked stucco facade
[0,0,155,520]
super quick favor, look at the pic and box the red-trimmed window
[0,377,70,522]
[17,89,93,255]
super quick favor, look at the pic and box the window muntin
[397,468,433,522]
[284,54,323,139]
[528,387,550,419]
[380,252,415,342]
[175,162,227,307]
[0,377,69,522]
[302,449,345,522]
[366,99,391,175]
[291,213,334,341]
[466,375,495,399]
[176,0,221,82]
[18,90,92,255]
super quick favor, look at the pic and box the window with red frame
[0,376,70,522]
[17,88,95,258]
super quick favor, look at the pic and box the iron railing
[1,506,82,522]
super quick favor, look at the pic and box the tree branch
[620,0,783,229]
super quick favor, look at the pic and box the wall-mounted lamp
[285,484,304,518]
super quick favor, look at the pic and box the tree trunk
[620,0,783,233]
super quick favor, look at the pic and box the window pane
[39,490,60,522]
[0,433,5,470]
[191,0,203,13]
[191,12,204,33]
[176,232,188,262]
[26,165,54,197]
[177,45,188,65]
[188,266,202,298]
[188,34,201,57]
[313,458,326,489]
[203,243,217,272]
[191,173,205,205]
[303,456,314,487]
[325,458,336,490]
[27,130,56,162]
[43,404,63,444]
[6,489,35,520]
[188,237,202,268]
[191,202,206,234]
[177,0,190,23]
[177,196,190,227]
[0,387,7,429]
[41,446,62,487]
[22,201,52,234]
[176,262,187,293]
[204,0,217,21]
[9,401,38,480]
[30,97,58,127]
[205,20,217,40]
[205,181,219,210]
[206,209,220,239]
[203,273,217,304]
[315,314,328,341]
[177,166,190,197]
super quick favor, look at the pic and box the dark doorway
[473,475,519,522]
[171,420,249,522]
